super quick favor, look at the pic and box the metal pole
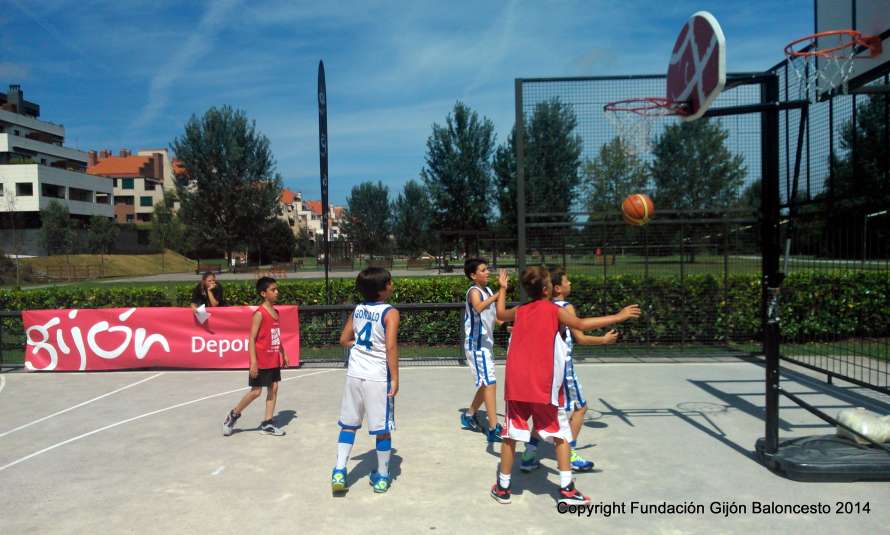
[761,73,782,455]
[515,79,527,301]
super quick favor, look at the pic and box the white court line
[0,373,164,440]
[0,369,334,473]
[0,375,6,395]
[211,466,225,476]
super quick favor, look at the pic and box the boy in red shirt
[490,267,639,505]
[222,276,289,436]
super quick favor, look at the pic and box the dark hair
[521,266,550,300]
[256,276,277,295]
[550,266,567,288]
[201,271,216,281]
[356,267,392,301]
[464,257,488,280]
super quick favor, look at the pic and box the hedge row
[1,272,888,345]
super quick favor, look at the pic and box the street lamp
[863,210,888,265]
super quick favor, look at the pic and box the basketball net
[785,30,882,101]
[603,98,686,156]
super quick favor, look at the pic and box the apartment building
[0,85,113,254]
[87,149,168,223]
[278,188,345,243]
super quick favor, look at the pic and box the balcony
[0,133,87,164]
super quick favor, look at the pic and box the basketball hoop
[603,98,688,155]
[785,30,883,100]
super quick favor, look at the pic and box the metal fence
[514,69,889,394]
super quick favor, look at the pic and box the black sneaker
[558,482,591,505]
[222,410,240,436]
[260,420,285,436]
[490,482,511,504]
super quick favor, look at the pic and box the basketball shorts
[465,347,496,387]
[562,361,587,412]
[248,367,281,387]
[501,400,572,444]
[338,375,396,435]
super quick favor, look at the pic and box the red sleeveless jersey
[254,305,281,369]
[504,300,562,404]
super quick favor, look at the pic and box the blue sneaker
[519,448,540,472]
[487,423,503,443]
[331,468,348,493]
[570,449,595,472]
[461,411,480,431]
[369,471,391,493]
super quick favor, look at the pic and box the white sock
[560,470,573,488]
[376,449,391,478]
[336,442,353,470]
[498,471,511,489]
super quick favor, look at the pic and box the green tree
[392,180,432,257]
[294,226,316,258]
[493,99,583,243]
[827,94,890,258]
[86,215,119,277]
[524,99,583,221]
[421,101,496,254]
[149,190,182,272]
[39,200,75,255]
[583,137,649,212]
[250,218,296,263]
[342,181,391,257]
[650,119,747,211]
[172,106,282,262]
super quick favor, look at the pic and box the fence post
[680,222,687,349]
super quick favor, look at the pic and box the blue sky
[3,0,812,205]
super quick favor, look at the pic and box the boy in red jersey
[222,276,289,436]
[490,267,639,505]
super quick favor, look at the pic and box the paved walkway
[99,268,464,283]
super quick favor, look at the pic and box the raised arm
[558,304,640,331]
[384,308,400,397]
[495,269,517,322]
[468,287,499,314]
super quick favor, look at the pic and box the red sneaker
[558,482,590,505]
[490,483,511,504]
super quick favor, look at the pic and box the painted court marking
[0,373,164,439]
[0,375,5,396]
[211,466,225,476]
[0,369,334,473]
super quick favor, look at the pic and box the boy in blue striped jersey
[460,258,503,443]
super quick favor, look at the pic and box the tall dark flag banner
[318,60,331,303]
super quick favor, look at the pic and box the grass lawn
[19,250,196,279]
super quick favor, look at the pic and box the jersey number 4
[356,322,373,350]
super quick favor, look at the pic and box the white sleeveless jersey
[464,285,496,353]
[347,302,393,381]
[553,300,574,354]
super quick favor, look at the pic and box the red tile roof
[280,188,296,204]
[172,159,186,176]
[304,200,323,215]
[88,155,153,177]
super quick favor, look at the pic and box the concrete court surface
[0,360,888,535]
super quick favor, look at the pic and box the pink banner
[22,306,300,371]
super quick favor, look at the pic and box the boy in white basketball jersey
[332,267,400,494]
[461,258,503,443]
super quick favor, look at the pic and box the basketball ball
[622,194,655,226]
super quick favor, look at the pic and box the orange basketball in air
[622,193,655,226]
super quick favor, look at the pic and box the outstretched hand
[602,329,619,344]
[620,305,641,320]
[498,269,509,289]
